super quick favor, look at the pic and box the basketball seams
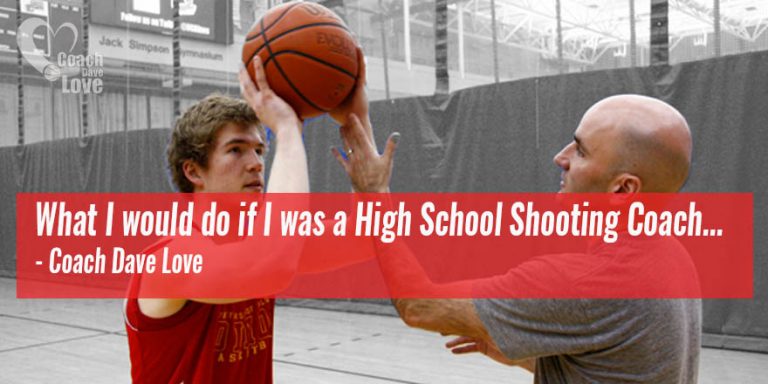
[264,51,357,80]
[243,3,358,117]
[243,22,351,69]
[259,17,329,114]
[262,59,331,114]
[245,2,302,42]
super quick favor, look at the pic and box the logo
[17,18,104,94]
[177,0,198,17]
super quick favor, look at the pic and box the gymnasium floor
[0,277,765,383]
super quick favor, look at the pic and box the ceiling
[357,0,768,64]
[449,0,768,63]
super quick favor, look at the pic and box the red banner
[16,193,752,299]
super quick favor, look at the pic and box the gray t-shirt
[473,237,701,383]
[475,299,701,383]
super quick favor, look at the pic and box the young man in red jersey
[124,55,306,383]
[124,48,386,382]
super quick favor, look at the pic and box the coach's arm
[335,111,535,372]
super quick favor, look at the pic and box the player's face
[196,122,266,193]
[553,111,622,193]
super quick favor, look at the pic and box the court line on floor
[277,303,398,318]
[274,359,423,384]
[0,313,118,334]
[0,332,111,354]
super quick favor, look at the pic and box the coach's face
[188,122,266,193]
[553,105,624,193]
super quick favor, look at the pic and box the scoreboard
[91,0,233,45]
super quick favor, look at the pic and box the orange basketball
[242,2,359,119]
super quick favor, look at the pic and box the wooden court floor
[1,278,765,383]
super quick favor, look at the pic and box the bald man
[336,94,700,384]
[555,94,692,194]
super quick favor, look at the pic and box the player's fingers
[361,116,375,145]
[345,114,373,153]
[252,56,270,92]
[382,132,400,163]
[450,344,480,354]
[239,68,258,101]
[445,336,473,348]
[356,46,366,85]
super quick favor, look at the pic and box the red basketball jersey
[125,274,274,383]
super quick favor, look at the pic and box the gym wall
[2,49,766,350]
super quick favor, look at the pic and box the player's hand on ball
[332,114,399,193]
[239,57,301,134]
[330,46,369,127]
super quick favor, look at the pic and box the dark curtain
[3,50,768,348]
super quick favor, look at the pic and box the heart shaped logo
[17,18,79,81]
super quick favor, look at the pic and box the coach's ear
[182,160,205,190]
[611,173,642,193]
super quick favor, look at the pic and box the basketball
[242,1,359,119]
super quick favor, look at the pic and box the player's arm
[189,57,308,294]
[375,238,488,339]
[328,46,399,194]
[139,57,308,317]
[241,56,308,194]
[330,47,372,135]
[280,46,388,275]
[394,298,487,337]
[326,49,494,346]
[139,224,306,315]
[445,336,537,373]
[139,231,304,317]
[332,110,493,340]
